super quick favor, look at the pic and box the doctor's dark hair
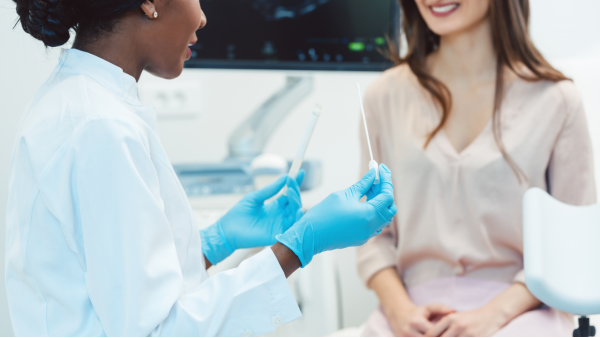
[388,0,569,184]
[14,0,147,47]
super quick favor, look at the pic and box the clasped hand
[423,306,506,337]
[392,304,506,337]
[201,171,305,265]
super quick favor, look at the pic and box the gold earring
[153,11,158,18]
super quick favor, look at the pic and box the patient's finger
[411,316,434,335]
[425,304,455,318]
[441,323,462,338]
[425,314,453,337]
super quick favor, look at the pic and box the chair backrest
[523,188,600,315]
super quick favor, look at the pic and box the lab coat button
[272,315,284,327]
[243,330,254,337]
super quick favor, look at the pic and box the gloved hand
[200,171,305,265]
[276,164,396,267]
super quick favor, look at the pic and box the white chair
[523,188,600,337]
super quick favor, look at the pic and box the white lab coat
[5,49,301,336]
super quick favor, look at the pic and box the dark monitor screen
[185,0,400,71]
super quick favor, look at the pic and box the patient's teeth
[432,4,458,13]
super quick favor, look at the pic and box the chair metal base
[574,316,596,337]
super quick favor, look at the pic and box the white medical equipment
[356,83,379,184]
[523,188,600,337]
[251,153,289,189]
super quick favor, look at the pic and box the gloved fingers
[366,165,394,208]
[369,229,384,239]
[365,181,382,202]
[295,169,306,187]
[373,220,391,235]
[366,164,391,201]
[287,175,302,195]
[276,176,303,207]
[387,202,397,220]
[346,168,376,200]
[378,164,394,196]
[295,208,305,222]
[285,180,303,210]
[248,175,288,203]
[364,227,384,243]
[367,190,395,211]
[276,173,302,202]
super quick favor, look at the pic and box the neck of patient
[430,17,497,85]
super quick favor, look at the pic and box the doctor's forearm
[271,242,302,278]
[204,255,212,269]
[202,244,300,275]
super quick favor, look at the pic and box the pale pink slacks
[361,276,573,337]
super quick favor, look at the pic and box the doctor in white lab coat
[6,0,397,336]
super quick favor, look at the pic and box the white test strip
[288,104,322,180]
[281,104,322,196]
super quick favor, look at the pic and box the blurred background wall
[1,0,600,336]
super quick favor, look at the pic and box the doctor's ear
[141,0,158,19]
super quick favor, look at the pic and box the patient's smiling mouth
[430,3,460,17]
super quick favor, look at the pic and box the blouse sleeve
[356,85,399,286]
[514,82,596,285]
[546,83,596,206]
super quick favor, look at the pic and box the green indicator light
[375,37,386,45]
[349,42,365,52]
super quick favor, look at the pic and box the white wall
[1,0,599,336]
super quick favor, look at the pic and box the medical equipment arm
[200,171,305,265]
[277,164,396,266]
[73,119,301,336]
[228,76,313,159]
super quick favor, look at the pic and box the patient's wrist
[370,268,416,319]
[481,283,542,328]
[383,299,416,318]
[481,300,513,328]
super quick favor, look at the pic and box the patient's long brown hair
[389,0,568,183]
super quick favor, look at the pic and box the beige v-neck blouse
[357,64,595,289]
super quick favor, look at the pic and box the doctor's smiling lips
[430,2,460,17]
[186,41,197,61]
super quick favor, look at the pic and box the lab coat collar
[59,48,142,107]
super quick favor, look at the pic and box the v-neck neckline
[430,78,520,161]
[437,119,492,159]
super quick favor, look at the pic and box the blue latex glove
[276,164,396,267]
[201,170,305,265]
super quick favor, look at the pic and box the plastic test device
[283,104,322,194]
[356,83,380,184]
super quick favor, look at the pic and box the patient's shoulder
[516,78,583,118]
[365,63,423,106]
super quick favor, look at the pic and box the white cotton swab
[356,83,380,184]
